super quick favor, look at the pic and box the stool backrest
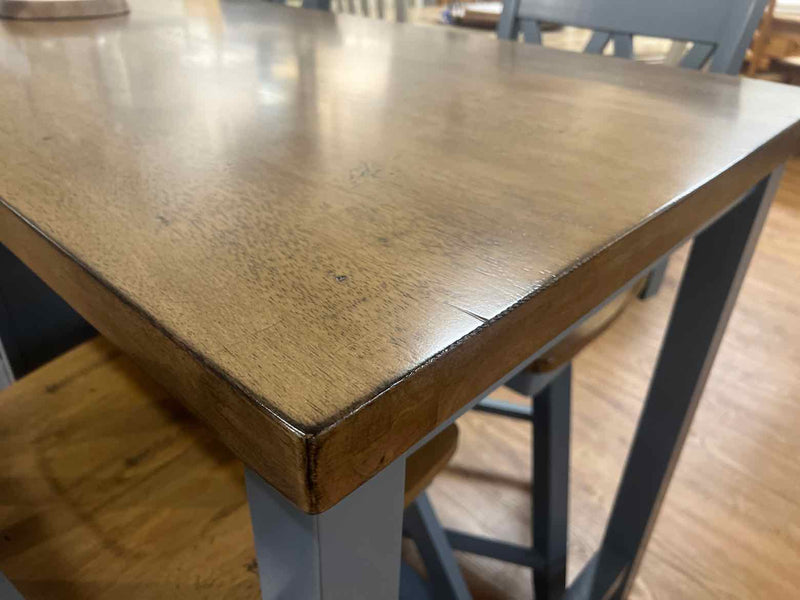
[497,0,768,74]
[325,0,409,23]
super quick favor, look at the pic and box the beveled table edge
[304,122,800,511]
[1,104,799,515]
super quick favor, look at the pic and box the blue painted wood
[446,529,543,567]
[533,365,572,600]
[497,0,767,305]
[0,572,24,600]
[505,365,561,397]
[0,337,12,391]
[639,257,668,299]
[400,563,435,600]
[474,398,534,420]
[0,243,95,381]
[450,367,571,599]
[613,33,633,58]
[588,169,783,599]
[680,42,716,70]
[404,494,472,600]
[522,18,543,44]
[584,31,610,53]
[245,461,406,600]
[498,0,768,74]
[302,0,331,10]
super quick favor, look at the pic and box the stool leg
[639,257,669,299]
[404,493,472,600]
[532,364,571,600]
[0,336,12,390]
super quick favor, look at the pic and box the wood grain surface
[1,0,799,512]
[4,156,800,598]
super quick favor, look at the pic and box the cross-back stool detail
[497,0,768,298]
[498,0,769,74]
[305,0,410,23]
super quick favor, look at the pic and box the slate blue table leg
[0,572,24,600]
[570,166,784,600]
[245,459,406,600]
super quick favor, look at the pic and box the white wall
[777,0,800,16]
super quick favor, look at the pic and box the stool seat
[404,425,458,507]
[0,338,460,599]
[529,279,646,373]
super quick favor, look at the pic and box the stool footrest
[473,398,534,421]
[444,530,544,569]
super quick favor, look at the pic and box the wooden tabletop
[1,0,799,513]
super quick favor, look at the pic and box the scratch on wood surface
[445,302,489,324]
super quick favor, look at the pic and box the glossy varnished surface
[1,0,799,511]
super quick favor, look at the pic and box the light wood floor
[2,161,799,599]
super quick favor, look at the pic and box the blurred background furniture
[747,0,800,82]
[301,0,415,22]
[747,0,779,75]
[498,0,768,75]
[0,0,128,20]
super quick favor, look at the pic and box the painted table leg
[245,458,406,600]
[0,572,24,600]
[582,167,784,599]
